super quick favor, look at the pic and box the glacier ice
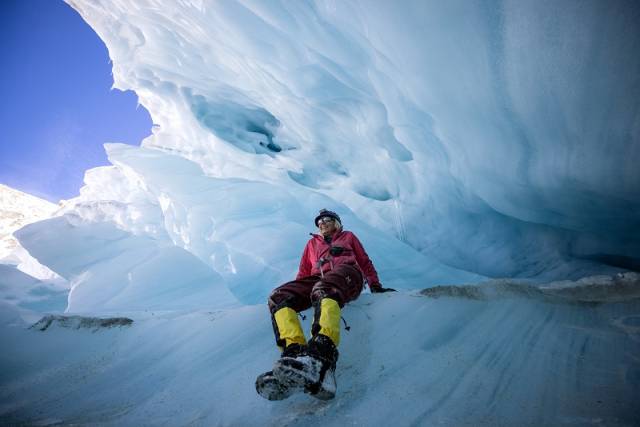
[20,0,634,316]
[16,142,481,311]
[54,0,639,287]
[1,1,639,425]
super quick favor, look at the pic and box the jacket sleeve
[296,240,313,279]
[351,233,380,285]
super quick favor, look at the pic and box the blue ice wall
[53,0,640,283]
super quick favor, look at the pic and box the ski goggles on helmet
[317,216,336,225]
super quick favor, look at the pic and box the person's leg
[267,276,319,351]
[310,263,363,346]
[271,264,363,399]
[256,275,322,400]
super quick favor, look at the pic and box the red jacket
[296,230,380,286]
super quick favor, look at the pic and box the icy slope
[1,275,638,426]
[63,0,640,280]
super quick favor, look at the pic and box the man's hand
[370,283,396,293]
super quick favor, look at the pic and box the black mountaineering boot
[304,334,338,400]
[255,370,293,401]
[256,343,306,401]
[273,334,339,400]
[279,342,306,360]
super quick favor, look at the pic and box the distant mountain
[0,184,59,262]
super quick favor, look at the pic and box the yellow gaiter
[316,298,341,346]
[273,307,306,349]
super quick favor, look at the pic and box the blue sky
[0,0,152,202]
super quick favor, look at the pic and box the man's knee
[268,288,291,313]
[311,281,345,307]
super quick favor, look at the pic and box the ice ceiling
[52,0,639,291]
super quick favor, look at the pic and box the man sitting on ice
[256,208,395,400]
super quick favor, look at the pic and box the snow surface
[1,275,639,426]
[1,0,640,425]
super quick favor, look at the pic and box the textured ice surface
[60,0,640,282]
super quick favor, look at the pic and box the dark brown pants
[268,263,364,314]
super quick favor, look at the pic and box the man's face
[317,216,337,236]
